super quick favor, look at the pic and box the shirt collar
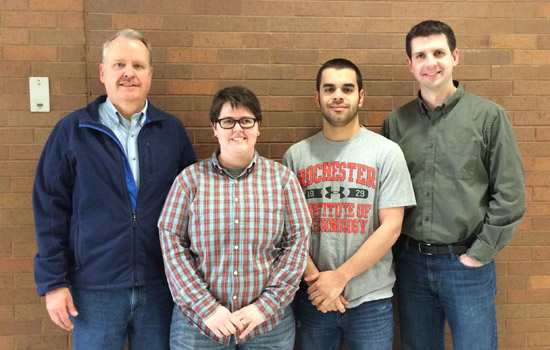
[211,151,259,178]
[416,80,464,117]
[103,97,148,127]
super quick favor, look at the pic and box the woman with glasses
[158,86,311,350]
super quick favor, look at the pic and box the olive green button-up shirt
[382,81,526,264]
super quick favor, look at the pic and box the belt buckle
[418,242,433,256]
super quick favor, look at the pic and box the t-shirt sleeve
[377,143,417,210]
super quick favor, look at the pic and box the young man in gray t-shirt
[283,58,416,350]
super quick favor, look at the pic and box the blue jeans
[396,246,498,350]
[170,305,295,350]
[70,281,173,350]
[294,286,393,350]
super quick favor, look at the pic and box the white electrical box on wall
[29,77,50,112]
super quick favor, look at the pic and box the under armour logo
[325,186,345,199]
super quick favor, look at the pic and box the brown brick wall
[1,1,548,349]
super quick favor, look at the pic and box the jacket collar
[79,95,166,126]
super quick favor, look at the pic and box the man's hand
[305,270,348,309]
[317,295,349,313]
[44,287,78,331]
[204,306,237,338]
[231,304,266,339]
[459,254,484,267]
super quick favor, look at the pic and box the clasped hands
[204,304,266,339]
[305,270,349,314]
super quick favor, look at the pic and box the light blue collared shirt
[98,98,147,189]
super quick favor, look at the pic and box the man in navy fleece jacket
[32,29,196,350]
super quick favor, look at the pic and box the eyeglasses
[216,117,257,129]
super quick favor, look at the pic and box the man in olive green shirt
[382,20,526,350]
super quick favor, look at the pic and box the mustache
[118,80,139,86]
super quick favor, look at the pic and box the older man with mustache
[33,29,196,349]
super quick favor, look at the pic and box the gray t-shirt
[283,127,416,307]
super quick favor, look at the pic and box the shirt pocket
[245,189,286,248]
[439,140,480,180]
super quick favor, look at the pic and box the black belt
[407,235,475,256]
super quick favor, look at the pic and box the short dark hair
[209,86,262,124]
[316,58,363,92]
[406,20,456,59]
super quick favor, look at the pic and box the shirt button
[130,134,134,137]
[234,271,238,276]
[235,198,239,202]
[232,295,237,300]
[428,143,434,149]
[425,192,430,197]
[235,219,239,224]
[132,157,136,161]
[424,217,430,222]
[234,245,239,250]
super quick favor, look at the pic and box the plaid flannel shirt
[158,152,310,345]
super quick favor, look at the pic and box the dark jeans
[396,247,498,350]
[71,281,173,350]
[170,305,295,350]
[294,287,393,350]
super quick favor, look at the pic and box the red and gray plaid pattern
[158,153,311,345]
